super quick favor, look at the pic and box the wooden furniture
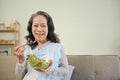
[0,21,20,56]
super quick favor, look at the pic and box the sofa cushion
[67,55,120,80]
[94,55,120,80]
[67,55,95,80]
[0,56,18,80]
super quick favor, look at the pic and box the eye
[33,24,38,27]
[41,24,47,28]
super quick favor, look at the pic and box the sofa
[0,55,120,80]
[67,55,120,80]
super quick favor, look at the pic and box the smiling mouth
[36,32,44,38]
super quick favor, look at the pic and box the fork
[22,41,36,47]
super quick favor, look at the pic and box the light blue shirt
[15,41,68,80]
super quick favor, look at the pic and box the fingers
[14,45,25,56]
[14,45,25,64]
[36,67,51,72]
[36,60,53,72]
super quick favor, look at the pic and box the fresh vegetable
[27,54,50,69]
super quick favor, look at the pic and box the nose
[36,26,42,31]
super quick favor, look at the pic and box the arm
[57,46,69,76]
[45,44,68,77]
[15,61,27,80]
[14,45,29,80]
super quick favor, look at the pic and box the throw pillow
[62,65,75,80]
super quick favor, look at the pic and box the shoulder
[48,41,63,47]
[53,43,64,51]
[49,42,64,50]
[53,43,65,59]
[54,43,63,47]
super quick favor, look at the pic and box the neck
[37,40,48,48]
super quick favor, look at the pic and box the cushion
[62,65,75,80]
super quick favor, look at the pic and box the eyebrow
[33,23,46,25]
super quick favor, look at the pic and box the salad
[27,54,50,69]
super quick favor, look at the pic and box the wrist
[18,59,24,64]
[18,57,24,64]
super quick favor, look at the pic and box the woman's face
[32,15,48,43]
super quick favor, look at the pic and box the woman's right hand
[14,45,25,64]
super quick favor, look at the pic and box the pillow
[62,65,75,80]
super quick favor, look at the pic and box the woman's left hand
[35,60,53,72]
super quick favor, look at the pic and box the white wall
[0,0,120,55]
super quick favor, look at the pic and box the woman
[14,11,68,80]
